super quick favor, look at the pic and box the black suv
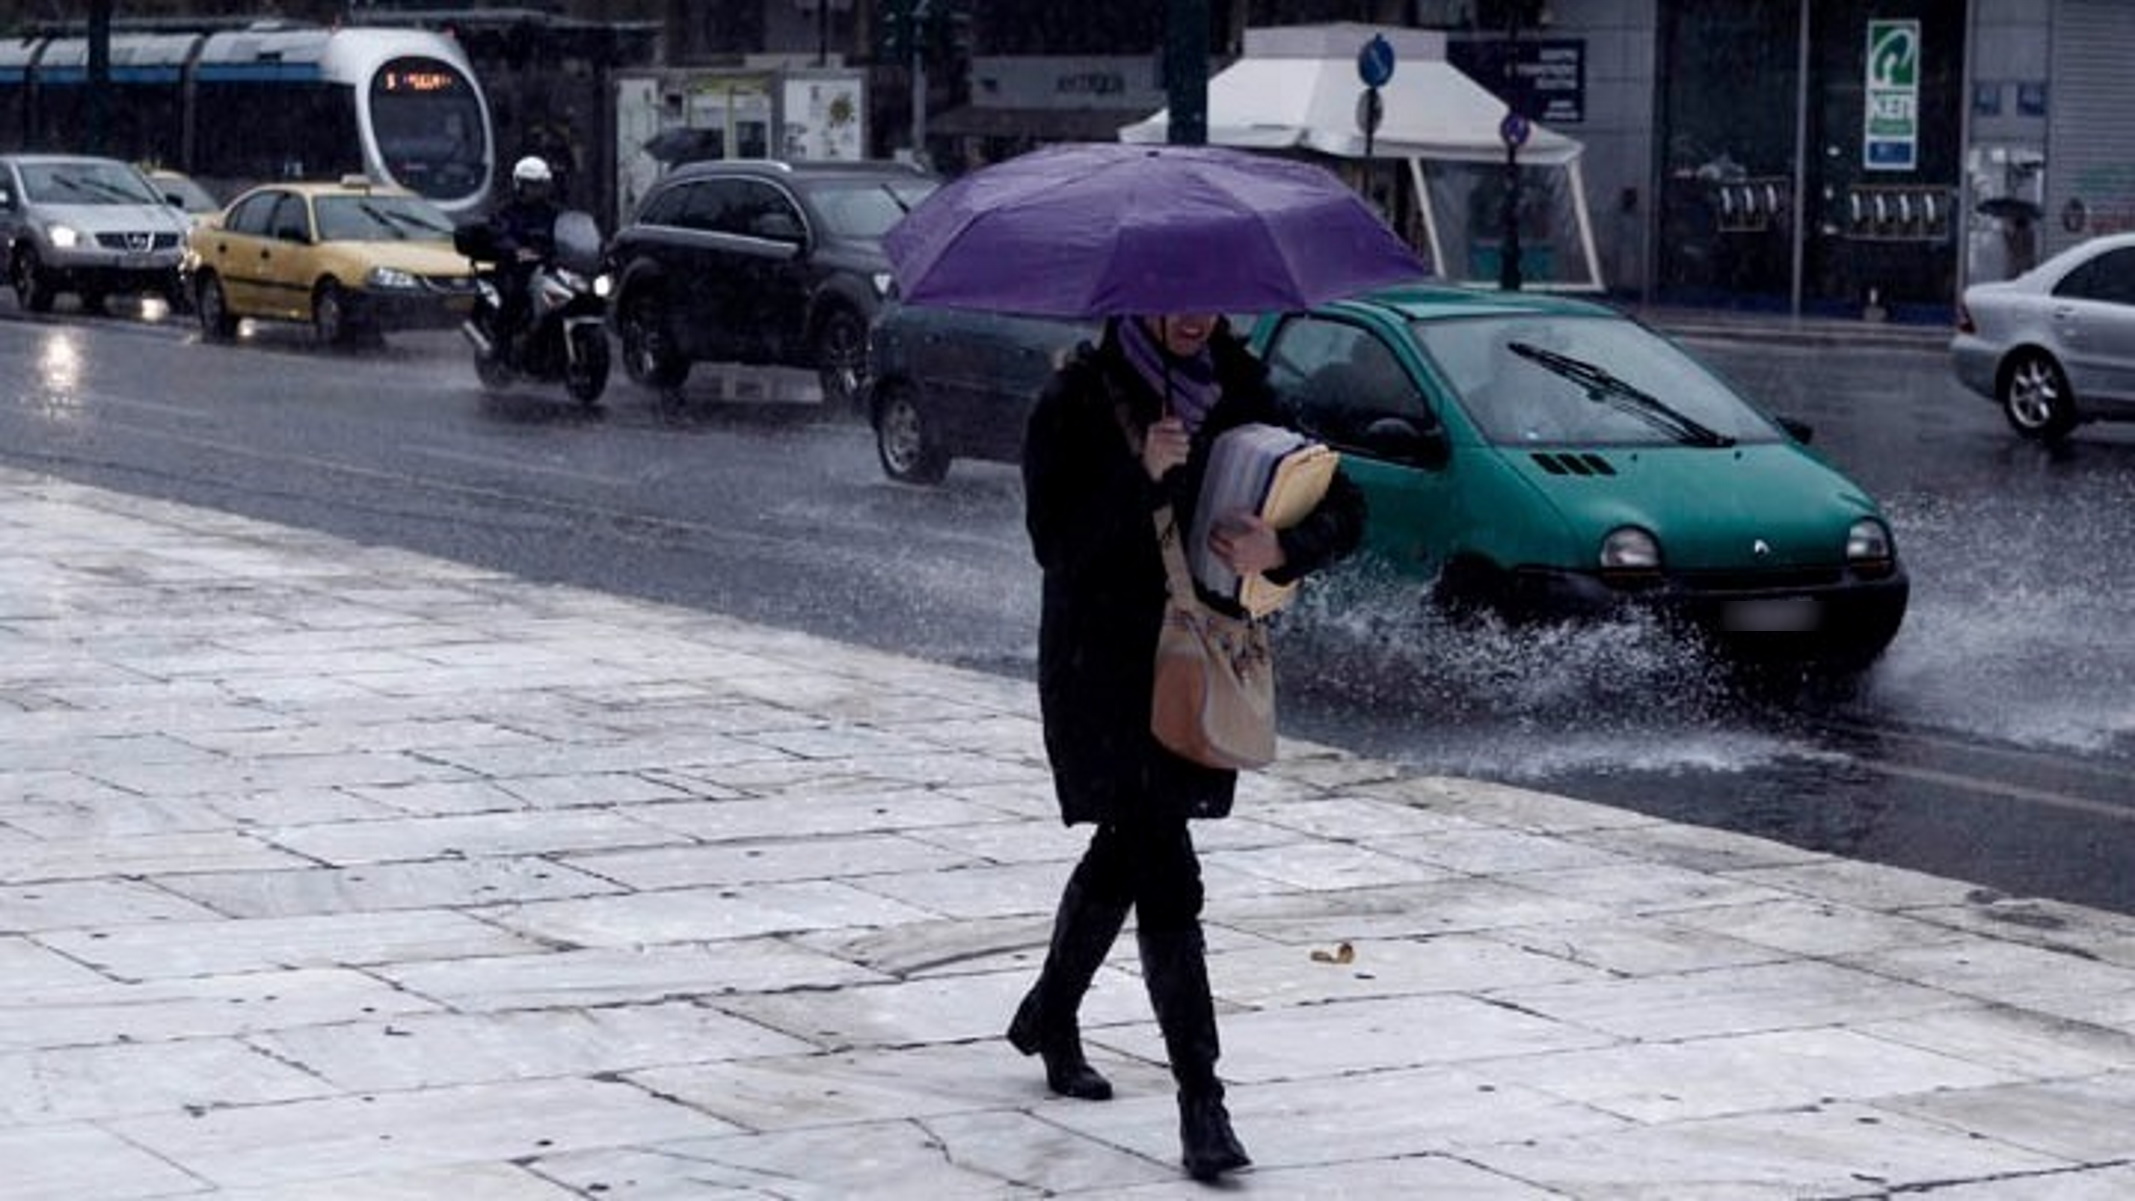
[606,159,940,406]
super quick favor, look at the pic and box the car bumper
[1496,565,1911,668]
[357,290,476,331]
[1949,336,2000,400]
[44,255,184,296]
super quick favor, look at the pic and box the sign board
[1499,111,1531,149]
[1357,34,1395,89]
[1356,87,1383,138]
[1448,38,1585,124]
[1864,19,1919,171]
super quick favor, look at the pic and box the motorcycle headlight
[593,273,614,300]
[367,266,420,290]
[47,224,80,249]
[872,271,894,297]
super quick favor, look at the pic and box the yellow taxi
[184,175,476,346]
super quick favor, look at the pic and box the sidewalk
[7,465,2135,1200]
[1628,304,1953,351]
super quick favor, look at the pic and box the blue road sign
[1499,111,1531,149]
[1357,34,1395,89]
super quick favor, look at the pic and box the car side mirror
[1359,413,1449,469]
[1777,415,1814,444]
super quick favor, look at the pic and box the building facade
[3,1,2124,320]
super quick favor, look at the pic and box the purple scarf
[1119,317,1222,433]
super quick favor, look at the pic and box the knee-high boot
[1138,926,1251,1181]
[1007,869,1129,1100]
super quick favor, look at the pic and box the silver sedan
[1951,230,2135,441]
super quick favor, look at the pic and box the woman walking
[1013,311,1365,1182]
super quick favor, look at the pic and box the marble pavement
[5,465,2135,1199]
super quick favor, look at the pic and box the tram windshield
[369,56,488,205]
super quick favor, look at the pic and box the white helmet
[512,155,552,185]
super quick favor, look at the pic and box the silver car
[0,154,191,314]
[1951,231,2135,441]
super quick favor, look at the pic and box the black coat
[1022,321,1366,827]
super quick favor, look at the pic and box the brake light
[1955,301,1975,335]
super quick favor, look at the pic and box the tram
[0,23,494,218]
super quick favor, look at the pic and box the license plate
[119,253,156,270]
[1723,596,1822,632]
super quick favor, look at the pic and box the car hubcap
[2010,362,2057,427]
[884,400,922,470]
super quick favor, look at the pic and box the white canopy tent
[1120,24,1603,292]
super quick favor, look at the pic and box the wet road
[3,307,2132,916]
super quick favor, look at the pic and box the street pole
[1499,9,1524,291]
[87,0,112,155]
[1165,0,1210,145]
[909,0,928,165]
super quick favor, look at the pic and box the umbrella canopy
[883,142,1428,318]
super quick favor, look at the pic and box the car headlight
[47,224,80,249]
[366,266,420,290]
[1846,518,1896,575]
[872,271,894,297]
[1599,526,1661,572]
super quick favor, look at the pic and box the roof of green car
[1319,282,1623,324]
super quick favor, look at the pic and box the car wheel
[873,380,950,485]
[13,248,53,313]
[618,290,687,389]
[813,305,868,412]
[195,273,238,340]
[2000,351,2078,441]
[566,328,611,406]
[312,280,353,347]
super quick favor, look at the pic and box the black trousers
[1071,814,1204,936]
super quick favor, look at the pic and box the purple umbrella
[884,142,1427,318]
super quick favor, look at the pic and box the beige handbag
[1149,505,1277,770]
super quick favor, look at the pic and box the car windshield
[808,177,939,239]
[156,174,220,213]
[313,194,454,242]
[1411,313,1785,447]
[21,161,162,205]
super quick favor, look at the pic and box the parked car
[864,301,1095,483]
[1252,284,1908,672]
[0,153,192,313]
[184,176,478,346]
[1951,231,2135,441]
[606,158,940,407]
[144,167,222,227]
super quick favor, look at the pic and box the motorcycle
[456,210,613,407]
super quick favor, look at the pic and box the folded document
[1188,423,1339,617]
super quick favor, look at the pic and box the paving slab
[7,465,2135,1196]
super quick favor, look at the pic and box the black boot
[1006,871,1128,1101]
[1139,926,1251,1181]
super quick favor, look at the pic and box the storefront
[1653,0,1965,320]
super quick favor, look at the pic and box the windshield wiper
[1506,340,1735,448]
[50,172,151,204]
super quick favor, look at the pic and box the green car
[1249,286,1908,672]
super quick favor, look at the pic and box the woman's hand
[1142,416,1190,482]
[1210,513,1286,575]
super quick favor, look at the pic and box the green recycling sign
[1864,19,1919,171]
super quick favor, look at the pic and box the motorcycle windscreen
[553,211,604,275]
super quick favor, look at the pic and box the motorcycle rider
[485,155,562,358]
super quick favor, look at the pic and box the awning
[929,105,1145,141]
